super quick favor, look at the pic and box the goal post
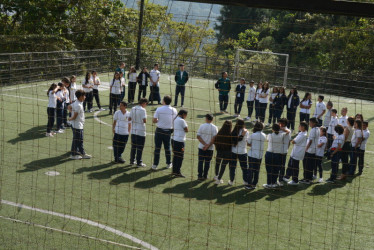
[233,48,289,87]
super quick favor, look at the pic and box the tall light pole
[135,0,145,70]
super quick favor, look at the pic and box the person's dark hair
[355,113,364,121]
[327,101,333,107]
[205,113,213,121]
[113,71,120,81]
[300,121,309,131]
[363,120,369,126]
[177,109,188,117]
[287,87,298,98]
[57,82,64,91]
[61,77,70,84]
[91,70,97,74]
[347,117,355,127]
[252,122,264,133]
[355,119,363,130]
[272,123,280,135]
[221,71,227,77]
[309,117,318,125]
[139,98,148,105]
[163,95,172,105]
[262,82,269,93]
[120,101,127,107]
[301,92,311,102]
[331,109,338,114]
[47,83,58,96]
[85,71,91,84]
[318,95,324,101]
[75,89,85,99]
[231,119,245,146]
[278,118,288,126]
[70,75,76,82]
[154,63,159,67]
[214,120,233,150]
[335,124,344,135]
[320,126,327,137]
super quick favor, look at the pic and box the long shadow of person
[8,125,47,144]
[74,162,124,174]
[110,168,153,185]
[134,174,174,189]
[219,187,269,205]
[17,152,71,173]
[87,165,135,180]
[265,184,310,201]
[307,181,347,196]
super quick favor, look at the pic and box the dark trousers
[315,156,323,178]
[349,147,362,175]
[254,100,260,119]
[113,133,129,161]
[63,106,68,126]
[109,94,120,113]
[71,128,85,156]
[287,108,297,130]
[153,128,172,166]
[229,153,248,182]
[278,154,287,182]
[248,157,262,185]
[246,101,254,118]
[138,85,147,101]
[265,151,281,185]
[215,150,231,179]
[303,152,315,181]
[130,134,146,165]
[128,82,137,103]
[83,92,93,111]
[198,149,214,178]
[259,103,267,123]
[285,157,300,183]
[341,142,351,174]
[149,85,161,103]
[273,108,282,124]
[56,101,64,129]
[219,95,229,111]
[93,89,101,109]
[120,86,125,102]
[326,134,334,151]
[47,107,55,133]
[268,104,275,124]
[172,140,185,174]
[234,99,244,114]
[317,118,323,127]
[358,149,365,174]
[175,85,185,106]
[330,152,341,180]
[300,112,310,123]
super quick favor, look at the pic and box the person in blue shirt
[286,87,300,133]
[174,63,189,107]
[215,72,231,113]
[234,78,246,117]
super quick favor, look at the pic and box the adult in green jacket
[215,72,231,113]
[174,63,189,107]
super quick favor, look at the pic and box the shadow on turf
[17,152,71,173]
[8,125,46,144]
[86,164,136,180]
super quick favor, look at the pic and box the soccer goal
[233,48,289,86]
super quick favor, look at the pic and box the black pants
[265,151,281,185]
[215,150,231,179]
[229,153,248,182]
[234,99,243,114]
[358,149,365,174]
[109,94,120,113]
[120,86,125,101]
[315,156,323,178]
[198,148,214,178]
[153,128,172,166]
[246,101,254,118]
[285,157,300,183]
[71,128,85,156]
[130,134,146,165]
[63,105,68,126]
[83,91,93,111]
[349,147,362,175]
[330,152,341,180]
[303,152,315,181]
[175,85,185,106]
[113,133,129,161]
[138,85,147,101]
[258,102,267,123]
[56,101,64,129]
[128,82,137,103]
[287,108,297,130]
[300,112,310,123]
[278,154,287,182]
[93,89,101,109]
[341,142,351,175]
[172,140,185,174]
[326,133,334,151]
[149,85,161,103]
[248,156,262,185]
[317,118,323,127]
[268,104,275,124]
[254,100,260,119]
[47,107,55,133]
[219,95,229,111]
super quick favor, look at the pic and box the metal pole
[135,0,145,70]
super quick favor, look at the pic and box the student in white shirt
[109,72,122,115]
[286,87,300,133]
[339,117,355,179]
[171,110,188,177]
[152,95,177,170]
[130,98,148,167]
[229,119,249,185]
[300,117,319,184]
[326,125,345,183]
[56,82,68,133]
[245,80,256,121]
[267,86,279,126]
[326,109,338,152]
[91,70,104,111]
[358,121,370,175]
[128,66,138,104]
[299,92,312,123]
[323,101,333,128]
[313,95,326,126]
[46,83,60,137]
[69,90,91,160]
[283,121,309,185]
[338,107,348,128]
[258,82,270,123]
[254,82,262,122]
[245,122,266,190]
[62,77,71,128]
[112,101,131,163]
[315,127,327,183]
[69,75,77,103]
[149,63,161,105]
[120,71,126,102]
[277,118,291,185]
[348,119,363,176]
[197,114,218,180]
[82,71,94,112]
[137,67,150,101]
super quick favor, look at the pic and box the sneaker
[213,176,219,181]
[117,158,125,163]
[166,163,172,169]
[245,117,251,121]
[277,181,284,187]
[325,178,335,183]
[312,175,317,180]
[70,155,82,160]
[132,160,137,166]
[215,179,223,185]
[245,185,254,190]
[287,180,299,185]
[318,178,324,183]
[198,177,206,181]
[82,154,92,159]
[56,129,64,134]
[337,174,347,180]
[243,181,248,185]
[283,177,290,182]
[151,165,158,170]
[228,180,234,186]
[266,123,271,127]
[99,108,106,111]
[224,110,229,114]
[299,179,311,184]
[173,173,185,178]
[137,163,146,168]
[45,132,53,137]
[262,184,272,189]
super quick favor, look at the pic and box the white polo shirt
[91,76,100,90]
[130,105,147,136]
[70,83,77,102]
[247,86,256,101]
[327,116,338,135]
[360,129,370,150]
[197,123,218,150]
[71,100,85,129]
[316,136,327,157]
[48,90,57,108]
[154,105,177,129]
[306,127,320,154]
[267,133,284,154]
[269,92,277,104]
[110,79,122,94]
[82,80,94,93]
[259,89,270,103]
[300,100,312,114]
[351,129,363,148]
[331,134,345,149]
[173,116,188,142]
[129,73,137,82]
[232,130,249,155]
[313,101,326,118]
[113,110,131,135]
[338,115,348,128]
[247,131,266,159]
[290,131,308,161]
[150,69,160,87]
[280,129,291,155]
[323,109,331,127]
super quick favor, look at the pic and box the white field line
[0,93,48,102]
[0,216,141,249]
[1,200,158,250]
